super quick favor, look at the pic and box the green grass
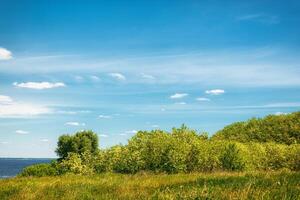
[0,172,299,200]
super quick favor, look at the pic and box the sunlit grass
[0,171,299,200]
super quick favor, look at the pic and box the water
[0,158,54,178]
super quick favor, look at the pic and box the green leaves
[55,130,99,159]
[213,112,300,144]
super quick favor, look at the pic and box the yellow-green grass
[0,172,299,200]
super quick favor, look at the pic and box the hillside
[212,111,300,144]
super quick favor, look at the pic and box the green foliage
[220,143,245,171]
[57,152,94,175]
[19,163,58,177]
[19,111,300,177]
[213,112,300,144]
[55,130,99,159]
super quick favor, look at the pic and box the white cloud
[41,139,49,142]
[205,89,225,95]
[175,102,186,105]
[99,134,108,138]
[237,13,280,24]
[125,130,138,134]
[196,97,210,101]
[119,133,127,136]
[98,115,112,119]
[90,75,101,82]
[57,110,91,115]
[16,130,29,134]
[0,47,12,60]
[170,93,188,99]
[109,73,126,81]
[2,47,300,87]
[0,95,13,104]
[274,112,288,116]
[152,124,159,128]
[0,102,52,118]
[65,122,85,126]
[141,73,155,80]
[0,94,52,118]
[13,82,66,90]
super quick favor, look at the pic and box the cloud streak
[13,82,66,89]
[196,97,210,101]
[98,115,112,119]
[16,130,29,135]
[205,89,225,95]
[65,122,85,126]
[170,93,188,99]
[109,73,126,81]
[0,95,52,118]
[237,13,280,24]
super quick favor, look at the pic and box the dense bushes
[19,163,58,177]
[19,112,300,176]
[213,112,300,144]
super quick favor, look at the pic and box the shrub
[57,152,94,175]
[19,163,58,177]
[220,143,245,171]
[264,143,288,170]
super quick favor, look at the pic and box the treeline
[213,112,300,144]
[20,113,300,177]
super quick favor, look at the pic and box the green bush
[19,163,58,177]
[213,112,300,144]
[57,152,94,175]
[220,143,245,171]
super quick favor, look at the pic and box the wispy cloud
[99,134,109,138]
[205,89,225,95]
[175,102,186,105]
[170,93,188,99]
[57,110,91,115]
[2,47,300,87]
[16,130,29,135]
[141,73,155,80]
[274,112,288,116]
[90,75,101,82]
[0,95,13,104]
[0,95,52,118]
[196,97,210,101]
[109,73,126,81]
[98,115,112,119]
[65,122,85,126]
[237,13,280,24]
[0,47,12,60]
[125,130,138,134]
[13,82,66,89]
[41,139,49,142]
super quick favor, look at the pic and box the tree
[55,130,99,159]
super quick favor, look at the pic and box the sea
[0,158,54,178]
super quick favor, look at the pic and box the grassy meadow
[0,171,299,200]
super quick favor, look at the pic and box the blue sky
[0,0,300,157]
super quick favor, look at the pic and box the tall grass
[0,171,299,200]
